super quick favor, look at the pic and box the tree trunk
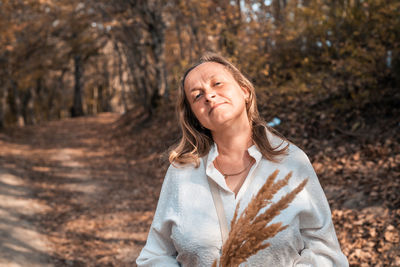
[113,1,168,117]
[142,1,168,105]
[11,80,25,127]
[72,54,84,117]
[151,26,168,101]
[272,0,285,26]
[102,58,113,112]
[0,88,8,130]
[97,85,103,112]
[218,0,242,56]
[175,19,185,60]
[114,42,128,113]
[22,85,37,125]
[48,69,66,120]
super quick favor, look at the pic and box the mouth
[209,103,225,115]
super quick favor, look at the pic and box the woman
[136,53,348,266]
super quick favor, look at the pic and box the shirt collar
[203,142,263,191]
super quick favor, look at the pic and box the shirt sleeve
[136,166,181,267]
[292,149,349,267]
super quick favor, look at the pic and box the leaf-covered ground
[0,87,399,266]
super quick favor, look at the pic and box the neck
[212,120,253,160]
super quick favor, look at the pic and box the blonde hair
[169,53,288,167]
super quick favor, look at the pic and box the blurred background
[0,0,399,266]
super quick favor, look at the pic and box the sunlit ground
[0,112,399,266]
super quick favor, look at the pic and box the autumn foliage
[0,0,398,128]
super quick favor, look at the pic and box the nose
[205,92,216,102]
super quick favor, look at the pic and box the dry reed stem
[214,170,308,267]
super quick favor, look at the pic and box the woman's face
[184,62,250,132]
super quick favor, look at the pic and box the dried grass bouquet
[213,170,308,267]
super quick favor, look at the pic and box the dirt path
[0,110,398,266]
[0,169,53,267]
[0,113,157,266]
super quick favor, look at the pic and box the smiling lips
[209,103,225,114]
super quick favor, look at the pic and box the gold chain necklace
[215,157,254,179]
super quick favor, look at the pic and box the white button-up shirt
[136,132,349,267]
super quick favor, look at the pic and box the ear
[241,86,250,99]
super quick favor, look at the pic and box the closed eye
[214,82,222,86]
[194,92,203,101]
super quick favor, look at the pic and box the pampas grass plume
[213,170,308,267]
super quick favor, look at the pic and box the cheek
[224,86,245,101]
[229,91,246,106]
[190,104,207,121]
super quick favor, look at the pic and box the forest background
[1,0,399,125]
[0,0,399,266]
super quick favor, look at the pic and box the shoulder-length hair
[169,53,288,167]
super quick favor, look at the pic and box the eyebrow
[190,87,201,93]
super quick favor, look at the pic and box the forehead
[184,62,232,91]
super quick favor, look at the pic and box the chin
[207,117,236,131]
